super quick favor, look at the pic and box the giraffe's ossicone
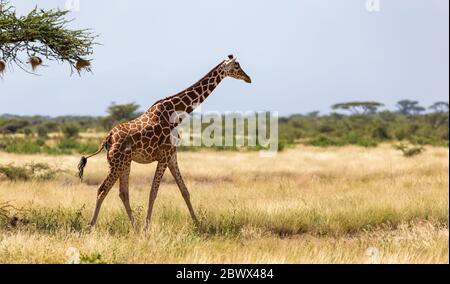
[77,55,251,230]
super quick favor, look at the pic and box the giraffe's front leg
[168,154,198,224]
[144,161,168,231]
[118,164,137,230]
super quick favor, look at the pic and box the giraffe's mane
[149,60,225,108]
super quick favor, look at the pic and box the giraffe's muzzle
[241,71,252,83]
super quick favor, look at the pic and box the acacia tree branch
[0,0,98,75]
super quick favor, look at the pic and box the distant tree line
[0,100,448,152]
[0,102,141,136]
[280,100,448,147]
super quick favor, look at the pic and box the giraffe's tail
[77,156,88,181]
[78,138,108,182]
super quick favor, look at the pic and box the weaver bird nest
[0,61,5,76]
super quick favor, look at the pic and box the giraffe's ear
[228,54,234,60]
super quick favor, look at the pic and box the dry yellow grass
[0,145,448,263]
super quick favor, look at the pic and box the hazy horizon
[0,0,448,116]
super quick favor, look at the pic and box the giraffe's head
[223,55,252,84]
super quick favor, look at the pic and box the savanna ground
[0,145,448,264]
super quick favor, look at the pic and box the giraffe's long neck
[162,61,226,114]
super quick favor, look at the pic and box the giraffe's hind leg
[88,167,121,227]
[118,164,136,229]
[89,143,132,228]
[168,154,198,223]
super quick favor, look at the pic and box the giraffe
[78,55,251,230]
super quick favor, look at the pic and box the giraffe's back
[107,109,173,164]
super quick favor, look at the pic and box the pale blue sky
[0,0,448,116]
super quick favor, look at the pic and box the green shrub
[76,142,99,154]
[307,135,344,147]
[371,122,391,140]
[27,206,87,233]
[36,139,46,146]
[408,136,446,147]
[80,253,106,264]
[57,138,80,150]
[0,164,30,181]
[0,162,58,181]
[355,137,378,148]
[22,127,33,137]
[394,144,425,157]
[394,127,408,141]
[0,137,99,155]
[61,124,80,139]
[57,138,98,154]
[36,126,48,139]
[4,140,41,154]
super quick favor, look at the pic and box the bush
[394,144,425,157]
[371,122,391,140]
[36,126,48,139]
[57,138,98,154]
[27,206,87,233]
[22,127,33,137]
[0,119,29,134]
[0,137,100,155]
[80,253,106,264]
[61,124,80,139]
[0,165,30,181]
[355,137,378,148]
[393,127,408,141]
[0,163,58,181]
[307,135,344,147]
[319,124,334,133]
[3,139,42,154]
[408,136,445,147]
[57,138,80,150]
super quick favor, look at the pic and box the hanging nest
[27,56,43,71]
[0,61,5,76]
[75,59,91,73]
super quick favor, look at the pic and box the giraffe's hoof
[142,227,151,236]
[192,218,201,228]
[85,224,95,233]
[130,224,139,234]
